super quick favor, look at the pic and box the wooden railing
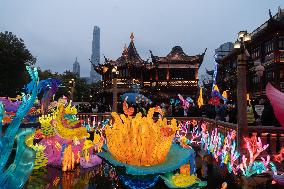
[77,113,284,155]
[172,117,284,155]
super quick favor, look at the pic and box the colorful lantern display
[161,163,207,188]
[25,132,48,169]
[105,108,178,166]
[197,88,204,108]
[0,66,39,189]
[176,120,278,178]
[37,99,103,171]
[122,98,134,116]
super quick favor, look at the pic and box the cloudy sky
[1,0,283,77]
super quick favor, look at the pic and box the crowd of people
[77,97,281,127]
[163,98,280,127]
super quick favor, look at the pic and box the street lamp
[233,30,251,151]
[112,66,118,112]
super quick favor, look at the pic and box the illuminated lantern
[197,88,204,108]
[213,85,219,92]
[247,93,251,106]
[62,144,75,171]
[221,182,228,189]
[123,99,134,116]
[222,90,228,99]
[105,108,177,166]
[180,164,190,174]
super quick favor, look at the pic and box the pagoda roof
[150,46,206,67]
[218,8,284,64]
[94,33,148,75]
[251,7,284,40]
[105,33,147,67]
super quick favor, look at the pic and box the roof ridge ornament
[269,9,273,19]
[124,44,127,51]
[130,32,134,41]
[278,6,283,16]
[202,48,207,56]
[123,44,128,57]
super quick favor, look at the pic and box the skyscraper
[73,57,80,77]
[90,26,101,82]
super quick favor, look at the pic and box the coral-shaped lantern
[25,132,48,169]
[105,108,177,166]
[62,144,75,171]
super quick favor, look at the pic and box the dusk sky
[1,0,283,77]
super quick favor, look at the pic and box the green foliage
[38,69,60,80]
[38,69,102,102]
[0,31,35,97]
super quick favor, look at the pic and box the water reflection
[25,163,120,189]
[25,160,282,189]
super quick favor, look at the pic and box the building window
[279,37,284,50]
[280,70,284,79]
[253,76,260,84]
[170,68,195,80]
[267,71,274,79]
[280,51,284,63]
[121,69,128,77]
[280,82,284,92]
[251,47,260,59]
[158,69,167,80]
[265,41,274,54]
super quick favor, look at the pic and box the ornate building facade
[149,46,206,98]
[94,33,205,106]
[216,8,284,101]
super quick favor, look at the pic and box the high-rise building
[73,57,80,77]
[90,26,101,83]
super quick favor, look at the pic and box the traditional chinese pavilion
[148,46,206,99]
[94,33,206,106]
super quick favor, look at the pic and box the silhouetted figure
[261,100,281,127]
[228,104,237,124]
[215,99,228,121]
[204,104,216,119]
[188,104,201,117]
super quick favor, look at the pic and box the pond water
[24,156,283,189]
